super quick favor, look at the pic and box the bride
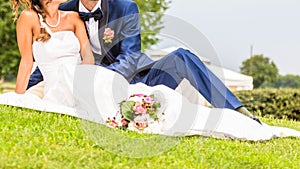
[1,0,300,141]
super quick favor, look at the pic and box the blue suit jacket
[28,0,154,88]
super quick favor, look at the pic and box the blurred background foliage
[0,0,20,81]
[240,54,300,89]
[134,0,171,50]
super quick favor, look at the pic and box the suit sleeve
[106,2,148,81]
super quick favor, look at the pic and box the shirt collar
[79,0,102,13]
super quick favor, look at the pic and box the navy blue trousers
[134,48,243,110]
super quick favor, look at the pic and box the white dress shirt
[79,0,102,55]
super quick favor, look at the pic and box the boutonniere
[103,28,114,43]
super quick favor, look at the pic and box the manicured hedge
[234,88,300,120]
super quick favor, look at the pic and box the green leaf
[152,102,161,109]
[120,101,135,121]
[149,113,158,120]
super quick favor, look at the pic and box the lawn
[0,105,299,169]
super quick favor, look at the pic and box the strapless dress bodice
[32,31,81,64]
[32,31,81,106]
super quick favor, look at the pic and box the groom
[28,0,260,123]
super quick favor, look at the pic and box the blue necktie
[79,8,103,21]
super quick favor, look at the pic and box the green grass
[0,105,300,168]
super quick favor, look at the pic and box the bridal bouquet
[106,93,162,130]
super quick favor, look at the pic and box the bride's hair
[11,0,52,42]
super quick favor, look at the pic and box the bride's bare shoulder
[18,9,38,24]
[61,11,84,28]
[61,11,81,20]
[19,9,38,19]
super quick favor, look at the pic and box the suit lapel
[99,0,109,58]
[101,0,109,27]
[74,0,80,12]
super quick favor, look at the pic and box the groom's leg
[140,48,243,110]
[27,67,44,89]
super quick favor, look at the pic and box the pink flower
[134,94,145,97]
[103,28,114,43]
[144,96,154,104]
[133,102,147,114]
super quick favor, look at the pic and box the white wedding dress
[0,20,300,141]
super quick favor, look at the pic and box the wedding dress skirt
[1,65,300,141]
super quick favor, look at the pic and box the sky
[161,0,300,75]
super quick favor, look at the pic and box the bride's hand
[80,44,95,65]
[12,88,25,95]
[81,54,95,65]
[13,91,25,95]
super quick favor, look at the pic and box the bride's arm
[73,13,95,65]
[15,10,35,94]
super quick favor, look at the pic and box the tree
[275,74,300,88]
[240,54,279,88]
[0,0,20,80]
[266,74,300,88]
[260,74,300,89]
[134,0,171,51]
[0,0,171,80]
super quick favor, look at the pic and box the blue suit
[28,0,243,110]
